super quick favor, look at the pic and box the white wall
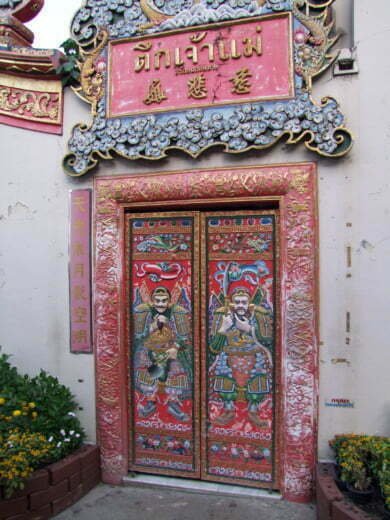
[0,0,389,456]
[0,95,95,441]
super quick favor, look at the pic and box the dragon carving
[72,31,108,116]
[293,0,339,90]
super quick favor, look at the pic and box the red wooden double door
[126,209,279,489]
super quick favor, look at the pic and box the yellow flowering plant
[330,434,390,508]
[0,353,85,497]
[0,429,55,498]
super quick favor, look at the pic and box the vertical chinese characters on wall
[69,190,92,353]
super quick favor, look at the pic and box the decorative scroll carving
[0,0,62,133]
[0,85,60,122]
[94,163,318,501]
[293,0,339,90]
[65,94,350,176]
[72,30,108,116]
[65,0,352,175]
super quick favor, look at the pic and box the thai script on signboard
[108,14,293,118]
[132,26,263,73]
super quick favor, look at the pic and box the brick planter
[316,463,374,520]
[0,445,100,520]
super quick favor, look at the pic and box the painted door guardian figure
[209,287,272,427]
[134,286,192,422]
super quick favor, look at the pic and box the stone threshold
[122,474,282,500]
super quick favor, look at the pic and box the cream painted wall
[0,0,389,457]
[0,98,96,441]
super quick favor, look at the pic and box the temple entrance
[94,164,318,502]
[126,210,279,489]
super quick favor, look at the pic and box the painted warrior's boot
[167,401,190,422]
[139,400,156,418]
[248,402,263,427]
[215,401,235,425]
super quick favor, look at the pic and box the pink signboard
[108,13,294,118]
[69,189,92,354]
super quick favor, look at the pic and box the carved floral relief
[0,85,60,123]
[93,163,318,502]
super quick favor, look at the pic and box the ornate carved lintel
[63,0,352,176]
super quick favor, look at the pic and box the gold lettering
[73,329,87,343]
[190,32,207,43]
[154,49,171,70]
[74,263,84,277]
[72,243,84,256]
[187,73,208,99]
[73,195,87,212]
[143,79,167,105]
[134,42,152,51]
[73,219,85,232]
[185,45,198,64]
[134,41,152,73]
[135,53,150,72]
[74,307,87,324]
[230,67,252,94]
[243,27,262,57]
[134,41,153,73]
[200,42,215,62]
[175,47,184,66]
[218,39,230,61]
[230,39,241,59]
[74,285,87,300]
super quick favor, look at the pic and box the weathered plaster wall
[0,0,389,458]
[0,101,96,441]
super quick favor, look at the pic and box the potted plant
[340,440,374,503]
[330,434,390,509]
[370,437,390,517]
[329,434,352,491]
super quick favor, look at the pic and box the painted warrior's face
[232,295,250,317]
[152,294,170,314]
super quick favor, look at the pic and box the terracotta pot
[346,483,374,504]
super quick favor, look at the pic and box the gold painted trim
[0,73,62,93]
[0,58,54,68]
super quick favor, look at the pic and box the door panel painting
[127,209,278,487]
[127,213,200,477]
[202,211,277,488]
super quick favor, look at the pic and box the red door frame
[93,162,318,503]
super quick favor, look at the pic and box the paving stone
[54,484,316,520]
